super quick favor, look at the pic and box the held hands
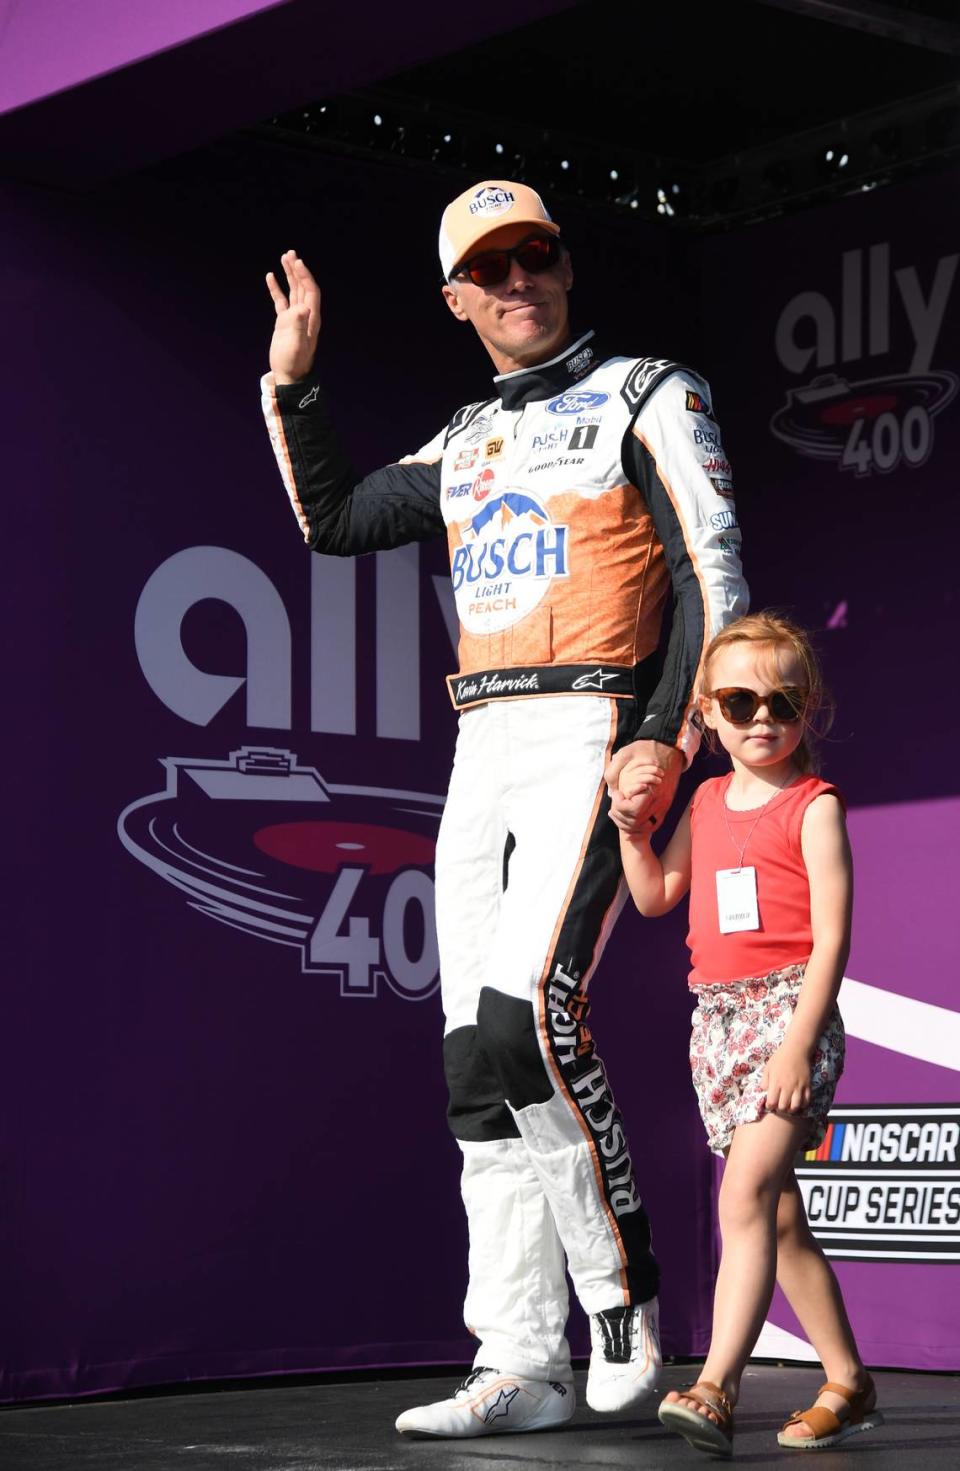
[609,760,662,837]
[265,251,321,384]
[605,741,682,835]
[761,1042,812,1114]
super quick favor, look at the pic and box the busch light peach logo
[450,491,568,634]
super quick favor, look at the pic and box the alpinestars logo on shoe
[482,1387,520,1423]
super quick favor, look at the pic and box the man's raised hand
[265,251,321,384]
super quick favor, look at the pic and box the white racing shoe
[585,1297,661,1412]
[395,1366,576,1438]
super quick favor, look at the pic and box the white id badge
[716,867,760,933]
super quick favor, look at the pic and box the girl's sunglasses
[705,687,807,725]
[450,234,562,287]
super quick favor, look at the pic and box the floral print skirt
[689,961,845,1155]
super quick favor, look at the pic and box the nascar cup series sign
[797,1105,960,1262]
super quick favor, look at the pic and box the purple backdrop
[3,97,957,1396]
[0,0,576,186]
[2,144,709,1404]
[702,169,960,1371]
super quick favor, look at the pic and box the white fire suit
[262,329,748,1379]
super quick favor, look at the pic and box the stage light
[819,144,851,178]
[263,75,958,231]
[428,127,459,163]
[292,103,337,134]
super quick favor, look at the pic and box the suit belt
[446,663,635,710]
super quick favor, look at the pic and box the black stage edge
[1,1363,958,1469]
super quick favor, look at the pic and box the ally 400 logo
[770,242,958,477]
[119,747,442,1000]
[120,545,454,1002]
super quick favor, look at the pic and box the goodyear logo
[796,1106,960,1262]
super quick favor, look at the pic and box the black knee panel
[443,1025,520,1142]
[477,986,553,1109]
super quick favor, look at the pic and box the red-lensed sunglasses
[705,687,808,725]
[450,234,562,287]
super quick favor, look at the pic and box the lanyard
[721,772,792,869]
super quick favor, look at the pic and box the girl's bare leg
[774,1175,873,1437]
[662,1112,808,1424]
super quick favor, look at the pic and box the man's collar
[492,330,598,409]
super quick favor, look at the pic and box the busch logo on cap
[469,185,516,216]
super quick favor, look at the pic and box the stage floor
[1,1363,957,1469]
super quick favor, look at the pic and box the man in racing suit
[261,180,748,1437]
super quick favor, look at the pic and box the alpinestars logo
[118,747,444,1000]
[621,357,681,412]
[482,1387,520,1422]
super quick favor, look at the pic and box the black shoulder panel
[619,358,699,418]
[443,398,498,448]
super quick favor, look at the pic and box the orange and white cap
[439,180,561,279]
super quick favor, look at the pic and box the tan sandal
[658,1380,734,1457]
[777,1374,883,1450]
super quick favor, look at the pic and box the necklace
[721,771,794,869]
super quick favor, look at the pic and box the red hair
[701,611,833,773]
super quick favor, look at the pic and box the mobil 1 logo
[796,1104,960,1261]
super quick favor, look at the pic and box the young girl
[617,612,881,1457]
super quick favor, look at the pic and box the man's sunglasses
[451,234,562,287]
[705,687,808,725]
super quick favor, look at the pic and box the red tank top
[686,772,844,985]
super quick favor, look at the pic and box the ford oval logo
[546,391,609,415]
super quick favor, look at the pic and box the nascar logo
[796,1105,960,1261]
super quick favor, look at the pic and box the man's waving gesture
[266,251,320,385]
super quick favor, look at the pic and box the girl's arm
[763,793,853,1113]
[619,793,694,916]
